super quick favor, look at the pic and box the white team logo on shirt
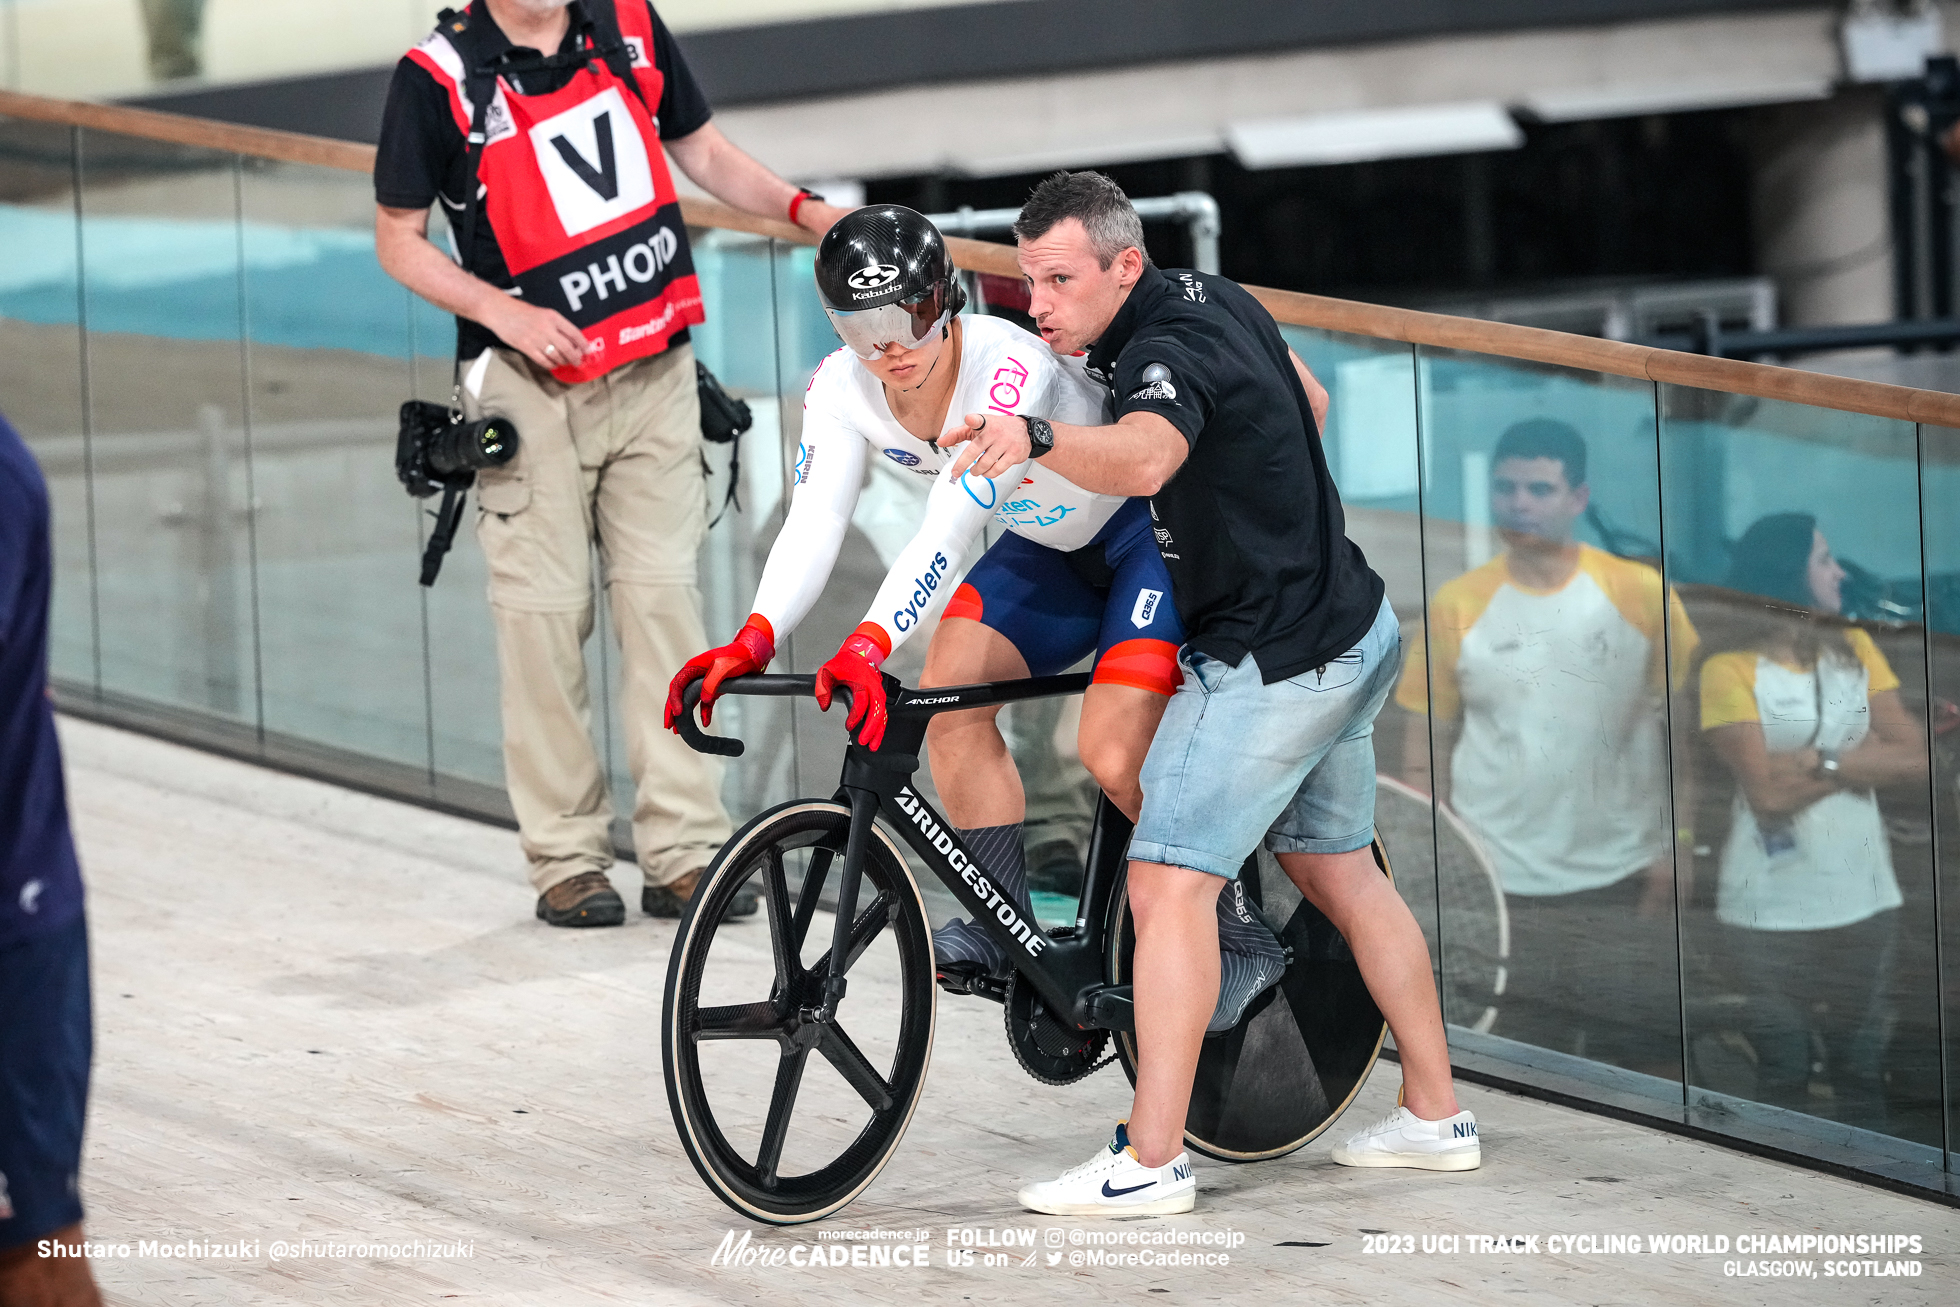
[1131,589,1163,629]
[1129,363,1178,403]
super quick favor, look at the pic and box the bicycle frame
[678,673,1140,1033]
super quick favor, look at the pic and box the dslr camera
[396,399,519,585]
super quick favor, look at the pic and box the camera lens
[427,417,519,479]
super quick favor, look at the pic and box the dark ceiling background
[123,0,1821,137]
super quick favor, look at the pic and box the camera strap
[581,0,657,120]
[421,483,472,587]
[403,38,496,589]
[454,63,493,410]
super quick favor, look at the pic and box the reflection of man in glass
[139,0,205,81]
[1700,514,1925,1127]
[1397,419,1695,1070]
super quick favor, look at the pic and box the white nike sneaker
[1018,1123,1197,1215]
[1331,1106,1481,1171]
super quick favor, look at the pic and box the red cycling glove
[665,614,775,731]
[814,624,893,750]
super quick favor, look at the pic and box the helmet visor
[823,285,951,359]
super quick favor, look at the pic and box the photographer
[374,0,848,927]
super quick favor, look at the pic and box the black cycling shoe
[1207,948,1288,1032]
[1207,880,1289,1031]
[642,872,760,919]
[934,918,1013,998]
[933,917,1006,966]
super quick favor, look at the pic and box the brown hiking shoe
[535,870,626,928]
[642,867,760,919]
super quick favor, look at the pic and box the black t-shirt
[1087,264,1385,682]
[373,0,710,358]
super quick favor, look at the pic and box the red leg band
[942,582,985,625]
[1091,638,1183,697]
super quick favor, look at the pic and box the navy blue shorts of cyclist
[942,498,1183,690]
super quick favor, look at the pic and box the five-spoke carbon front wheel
[663,801,936,1224]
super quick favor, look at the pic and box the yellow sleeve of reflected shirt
[1698,629,1896,732]
[1393,559,1507,719]
[1699,651,1760,730]
[1845,628,1901,695]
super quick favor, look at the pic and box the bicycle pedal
[969,973,1009,1003]
[935,963,1008,1003]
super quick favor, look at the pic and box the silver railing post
[925,191,1222,273]
[1168,191,1221,275]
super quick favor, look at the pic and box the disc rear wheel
[1108,840,1391,1161]
[663,801,936,1224]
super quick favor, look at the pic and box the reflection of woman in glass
[1699,513,1926,1127]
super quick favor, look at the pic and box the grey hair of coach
[1012,171,1148,269]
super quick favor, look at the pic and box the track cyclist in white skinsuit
[666,206,1283,1022]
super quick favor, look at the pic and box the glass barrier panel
[1282,327,1442,986]
[757,234,874,815]
[684,229,800,825]
[237,156,427,776]
[406,204,505,807]
[1415,346,1683,1108]
[1913,423,1960,1182]
[76,129,256,726]
[0,117,93,689]
[1661,386,1944,1181]
[413,287,505,809]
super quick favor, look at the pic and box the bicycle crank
[1004,972,1112,1086]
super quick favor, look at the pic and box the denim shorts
[1129,598,1400,879]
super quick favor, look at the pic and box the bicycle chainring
[1004,972,1110,1086]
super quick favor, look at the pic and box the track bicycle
[663,671,1392,1224]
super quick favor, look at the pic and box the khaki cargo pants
[465,342,731,893]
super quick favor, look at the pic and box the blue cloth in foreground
[0,411,84,946]
[0,914,92,1247]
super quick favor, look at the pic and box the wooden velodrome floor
[58,716,1959,1306]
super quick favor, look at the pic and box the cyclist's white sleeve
[748,395,866,640]
[855,455,1029,653]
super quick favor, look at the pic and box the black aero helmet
[814,204,966,358]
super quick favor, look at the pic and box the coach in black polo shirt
[942,172,1478,1214]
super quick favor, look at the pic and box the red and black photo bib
[410,2,703,383]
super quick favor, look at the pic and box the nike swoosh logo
[1102,1179,1154,1197]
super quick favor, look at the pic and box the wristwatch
[1023,415,1056,458]
[1816,750,1842,781]
[788,187,823,226]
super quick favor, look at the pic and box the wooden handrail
[1243,287,1960,427]
[0,87,374,171]
[6,87,1960,426]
